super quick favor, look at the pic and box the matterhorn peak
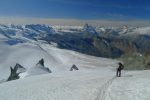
[83,23,97,34]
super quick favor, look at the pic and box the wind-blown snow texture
[0,24,150,100]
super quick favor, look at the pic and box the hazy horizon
[0,0,150,26]
[0,17,150,27]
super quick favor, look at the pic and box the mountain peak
[83,23,97,34]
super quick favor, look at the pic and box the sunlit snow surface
[0,29,150,100]
[0,39,117,100]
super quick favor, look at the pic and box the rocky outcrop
[37,58,52,73]
[70,64,79,71]
[38,58,44,66]
[7,63,26,81]
[27,59,52,76]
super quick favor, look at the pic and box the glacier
[0,24,150,100]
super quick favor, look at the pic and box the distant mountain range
[0,24,149,58]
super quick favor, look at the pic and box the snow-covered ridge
[0,40,118,80]
[0,24,150,40]
[0,24,55,42]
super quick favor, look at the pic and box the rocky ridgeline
[7,58,52,82]
[7,63,26,81]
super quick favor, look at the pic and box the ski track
[95,76,116,100]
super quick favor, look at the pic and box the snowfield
[108,70,150,100]
[0,25,150,100]
[0,41,150,100]
[0,66,150,100]
[0,40,117,80]
[0,69,114,100]
[0,39,119,100]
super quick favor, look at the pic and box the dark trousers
[116,69,121,77]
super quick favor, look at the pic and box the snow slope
[0,69,115,100]
[0,24,150,100]
[0,39,118,80]
[0,32,121,100]
[0,40,150,100]
[0,64,150,100]
[104,70,150,100]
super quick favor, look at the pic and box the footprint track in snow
[95,76,116,100]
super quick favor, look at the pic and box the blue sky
[0,0,150,20]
